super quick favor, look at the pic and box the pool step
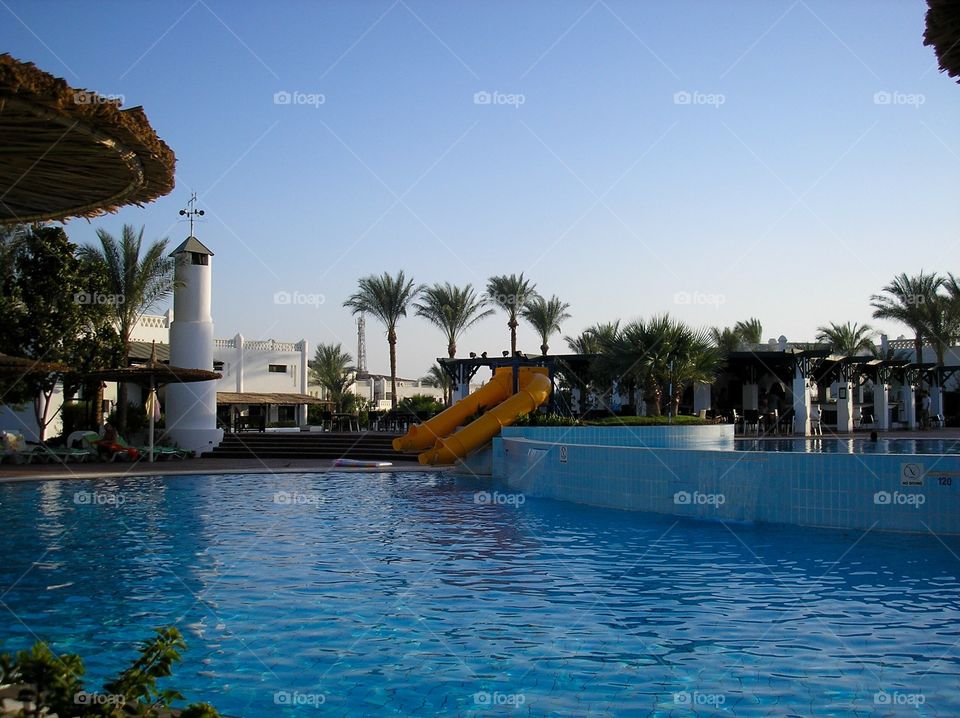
[204,432,409,461]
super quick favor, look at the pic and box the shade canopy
[925,0,960,82]
[0,351,68,378]
[0,53,175,225]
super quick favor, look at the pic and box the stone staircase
[204,432,409,462]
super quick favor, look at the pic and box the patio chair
[743,409,761,435]
[930,413,946,429]
[30,442,95,463]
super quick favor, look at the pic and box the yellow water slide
[392,367,517,452]
[418,370,552,466]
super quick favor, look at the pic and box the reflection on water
[1,472,959,717]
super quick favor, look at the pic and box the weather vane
[178,192,205,235]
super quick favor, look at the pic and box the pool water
[735,437,960,454]
[1,472,959,717]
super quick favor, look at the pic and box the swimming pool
[1,471,959,716]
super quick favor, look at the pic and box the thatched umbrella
[0,351,68,377]
[83,343,220,462]
[925,0,960,82]
[0,53,175,225]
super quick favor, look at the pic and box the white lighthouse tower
[165,198,223,454]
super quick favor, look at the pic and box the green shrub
[0,626,222,717]
[585,415,709,426]
[107,402,149,435]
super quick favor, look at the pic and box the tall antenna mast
[357,313,368,377]
[178,192,205,235]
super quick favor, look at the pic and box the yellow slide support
[393,366,546,452]
[418,370,552,466]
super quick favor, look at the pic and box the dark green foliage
[397,393,444,417]
[0,626,222,717]
[0,225,121,437]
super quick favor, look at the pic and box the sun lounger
[82,431,139,462]
[29,442,96,463]
[1,430,35,464]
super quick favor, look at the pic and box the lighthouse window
[190,252,208,265]
[268,364,287,373]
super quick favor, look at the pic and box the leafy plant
[0,626,222,717]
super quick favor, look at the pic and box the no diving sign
[559,445,568,464]
[901,462,925,487]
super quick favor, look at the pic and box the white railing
[245,339,298,352]
[214,338,236,349]
[138,314,170,328]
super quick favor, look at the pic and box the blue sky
[3,1,959,378]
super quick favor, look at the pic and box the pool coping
[0,458,443,483]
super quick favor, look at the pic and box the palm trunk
[509,317,518,354]
[388,329,398,409]
[540,341,548,356]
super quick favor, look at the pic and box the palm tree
[421,363,453,405]
[77,224,176,432]
[871,271,944,363]
[734,318,763,346]
[521,295,571,355]
[565,321,620,354]
[343,271,420,409]
[922,273,960,366]
[485,273,538,355]
[609,315,720,416]
[414,282,493,359]
[309,342,355,411]
[815,321,877,356]
[710,326,743,356]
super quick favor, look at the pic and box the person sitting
[94,422,140,461]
